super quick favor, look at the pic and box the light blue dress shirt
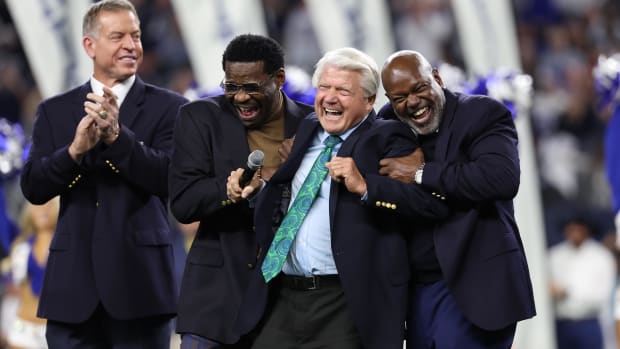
[282,117,367,276]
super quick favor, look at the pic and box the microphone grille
[247,150,265,169]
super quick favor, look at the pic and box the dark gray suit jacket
[169,94,313,343]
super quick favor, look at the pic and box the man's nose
[323,89,339,103]
[406,93,420,105]
[122,35,136,49]
[233,90,252,103]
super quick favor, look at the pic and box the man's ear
[366,94,376,113]
[83,36,96,59]
[432,68,444,88]
[275,68,285,89]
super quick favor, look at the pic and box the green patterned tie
[261,135,342,282]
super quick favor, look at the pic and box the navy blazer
[169,94,313,343]
[379,90,537,330]
[236,112,450,349]
[20,77,188,323]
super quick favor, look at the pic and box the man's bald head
[381,50,437,91]
[380,50,445,135]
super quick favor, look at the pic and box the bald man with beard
[377,50,536,349]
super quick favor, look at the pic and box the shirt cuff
[360,191,368,202]
[247,179,267,208]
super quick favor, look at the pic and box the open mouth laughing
[237,105,259,120]
[323,107,343,119]
[409,106,431,124]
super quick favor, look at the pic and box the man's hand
[68,115,99,162]
[326,156,366,196]
[227,168,262,203]
[84,86,120,145]
[379,148,425,184]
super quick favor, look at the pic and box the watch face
[414,162,426,184]
[415,168,423,184]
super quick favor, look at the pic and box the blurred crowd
[1,0,620,348]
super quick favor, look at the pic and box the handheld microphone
[239,150,264,187]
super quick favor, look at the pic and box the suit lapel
[72,82,92,124]
[435,90,457,161]
[261,116,318,245]
[118,77,146,129]
[328,111,376,232]
[269,112,375,234]
[270,115,319,184]
[282,93,304,137]
[335,111,375,157]
[218,95,252,167]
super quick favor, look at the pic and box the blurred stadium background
[1,1,620,348]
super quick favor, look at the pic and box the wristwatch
[414,163,425,184]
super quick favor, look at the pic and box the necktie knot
[325,135,342,148]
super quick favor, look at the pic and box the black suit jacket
[236,112,450,349]
[169,94,313,343]
[20,77,188,323]
[379,90,537,330]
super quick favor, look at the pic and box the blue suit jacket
[236,112,450,349]
[20,77,188,323]
[379,90,537,330]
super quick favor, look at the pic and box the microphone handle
[238,167,257,187]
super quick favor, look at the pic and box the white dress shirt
[549,238,616,320]
[89,75,135,107]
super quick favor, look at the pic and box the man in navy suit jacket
[378,50,536,349]
[228,48,450,349]
[20,1,187,347]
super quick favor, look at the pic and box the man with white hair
[229,47,449,349]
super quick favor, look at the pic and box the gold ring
[99,110,108,119]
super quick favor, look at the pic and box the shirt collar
[89,75,136,107]
[319,113,370,144]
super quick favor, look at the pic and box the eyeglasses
[219,75,274,95]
